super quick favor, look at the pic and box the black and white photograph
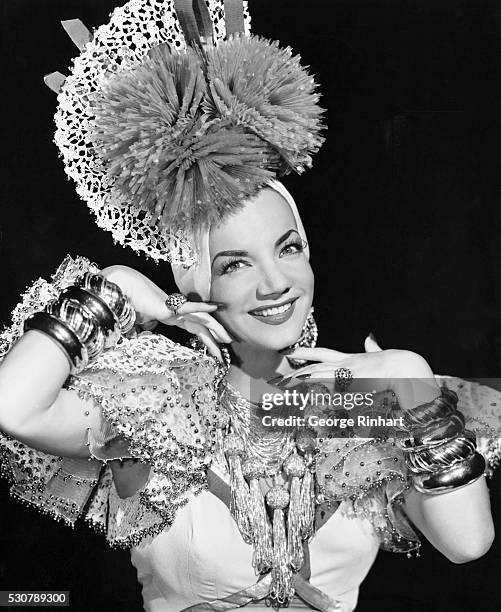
[1,1,500,611]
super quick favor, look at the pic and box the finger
[182,312,232,343]
[159,301,219,322]
[364,333,383,353]
[282,347,349,363]
[193,329,223,362]
[269,363,341,385]
[176,302,219,315]
[197,331,223,362]
[179,319,223,362]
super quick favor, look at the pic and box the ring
[334,367,353,392]
[165,293,188,315]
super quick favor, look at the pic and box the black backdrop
[1,1,500,610]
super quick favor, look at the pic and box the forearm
[392,356,494,563]
[0,330,100,458]
[0,330,70,433]
[403,476,494,562]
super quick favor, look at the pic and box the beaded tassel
[242,458,273,573]
[284,453,307,570]
[266,486,294,604]
[300,464,316,538]
[225,433,252,543]
[214,410,230,457]
[287,476,304,571]
[295,434,317,538]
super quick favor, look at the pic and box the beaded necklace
[215,377,319,608]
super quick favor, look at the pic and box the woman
[0,1,499,610]
[0,183,497,610]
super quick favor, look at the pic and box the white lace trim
[53,0,251,263]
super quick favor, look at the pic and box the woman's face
[209,187,314,351]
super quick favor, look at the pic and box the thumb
[364,332,383,352]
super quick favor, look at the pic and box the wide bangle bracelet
[402,388,458,429]
[59,286,121,348]
[401,411,466,450]
[22,270,136,374]
[406,431,476,474]
[411,452,486,495]
[79,273,136,334]
[49,298,106,361]
[23,311,88,373]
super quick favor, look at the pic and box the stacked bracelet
[23,273,136,374]
[401,389,485,495]
[24,312,88,372]
[411,452,486,495]
[80,273,135,335]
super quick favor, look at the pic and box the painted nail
[295,374,311,379]
[267,376,284,385]
[206,301,225,307]
[279,347,294,355]
[369,331,377,342]
[276,378,294,388]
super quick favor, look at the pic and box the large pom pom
[91,44,277,234]
[205,35,325,174]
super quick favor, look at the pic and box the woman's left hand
[276,343,440,409]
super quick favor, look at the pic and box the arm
[0,263,228,461]
[0,330,98,458]
[278,344,496,563]
[403,477,494,563]
[398,354,495,563]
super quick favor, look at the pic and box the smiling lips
[248,297,298,325]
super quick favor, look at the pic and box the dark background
[1,0,500,610]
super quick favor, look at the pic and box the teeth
[253,302,293,317]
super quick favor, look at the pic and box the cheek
[292,260,314,295]
[209,276,251,309]
[210,277,253,338]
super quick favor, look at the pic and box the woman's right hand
[101,265,231,361]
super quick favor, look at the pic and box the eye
[219,257,249,275]
[280,238,307,256]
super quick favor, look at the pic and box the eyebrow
[211,229,300,267]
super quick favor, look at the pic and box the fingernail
[369,331,377,341]
[279,347,294,355]
[267,376,283,385]
[207,301,225,308]
[295,374,311,380]
[276,378,293,388]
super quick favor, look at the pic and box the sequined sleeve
[316,377,501,556]
[436,375,501,473]
[1,330,220,547]
[65,330,221,547]
[0,256,222,547]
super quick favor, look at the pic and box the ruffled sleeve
[436,375,501,474]
[67,331,222,535]
[316,435,419,554]
[0,331,222,546]
[316,376,501,555]
[0,256,223,548]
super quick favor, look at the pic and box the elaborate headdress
[46,0,325,267]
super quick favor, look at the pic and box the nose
[256,262,291,301]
